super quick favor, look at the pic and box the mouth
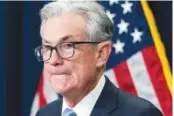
[51,73,70,76]
[48,70,70,75]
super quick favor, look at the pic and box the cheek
[72,54,96,81]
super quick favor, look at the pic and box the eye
[42,45,51,52]
[61,43,73,49]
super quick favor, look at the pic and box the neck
[63,70,104,108]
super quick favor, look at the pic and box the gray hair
[40,1,113,42]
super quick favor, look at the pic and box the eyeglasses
[34,41,101,62]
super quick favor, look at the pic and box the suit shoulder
[117,88,157,109]
[36,99,62,116]
[105,77,159,110]
[114,89,163,115]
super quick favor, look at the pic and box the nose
[48,50,63,65]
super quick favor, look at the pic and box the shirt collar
[62,74,106,116]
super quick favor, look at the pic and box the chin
[49,75,68,85]
[52,84,68,94]
[49,74,76,94]
[50,80,72,94]
[54,87,74,96]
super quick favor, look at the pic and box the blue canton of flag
[97,1,153,69]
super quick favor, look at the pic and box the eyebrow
[42,39,51,44]
[42,35,72,45]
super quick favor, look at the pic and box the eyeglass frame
[34,41,104,62]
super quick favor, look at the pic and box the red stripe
[142,46,172,116]
[38,75,47,108]
[113,62,137,96]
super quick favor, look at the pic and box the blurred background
[0,1,172,116]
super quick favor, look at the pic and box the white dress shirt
[61,74,106,116]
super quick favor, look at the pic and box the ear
[95,41,112,68]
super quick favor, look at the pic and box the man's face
[42,13,99,95]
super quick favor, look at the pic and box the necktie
[62,108,77,116]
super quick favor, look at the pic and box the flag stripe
[38,75,47,108]
[113,62,137,95]
[43,75,58,103]
[30,94,39,116]
[142,46,172,116]
[105,69,119,87]
[141,1,172,94]
[127,50,161,111]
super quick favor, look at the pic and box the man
[35,1,163,116]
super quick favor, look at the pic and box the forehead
[42,12,88,44]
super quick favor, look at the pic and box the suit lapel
[90,76,118,116]
[51,98,63,116]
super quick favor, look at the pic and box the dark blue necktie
[62,108,77,116]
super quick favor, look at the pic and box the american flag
[30,1,172,116]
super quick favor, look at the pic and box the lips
[45,65,71,76]
[47,68,69,75]
[52,73,68,76]
[50,73,70,80]
[51,72,70,76]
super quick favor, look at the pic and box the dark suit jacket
[36,77,163,116]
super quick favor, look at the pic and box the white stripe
[104,69,119,87]
[43,76,58,104]
[127,52,162,111]
[30,93,39,116]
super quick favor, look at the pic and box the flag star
[109,0,119,6]
[131,28,143,43]
[121,1,133,14]
[117,19,129,35]
[113,39,125,54]
[106,10,116,23]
